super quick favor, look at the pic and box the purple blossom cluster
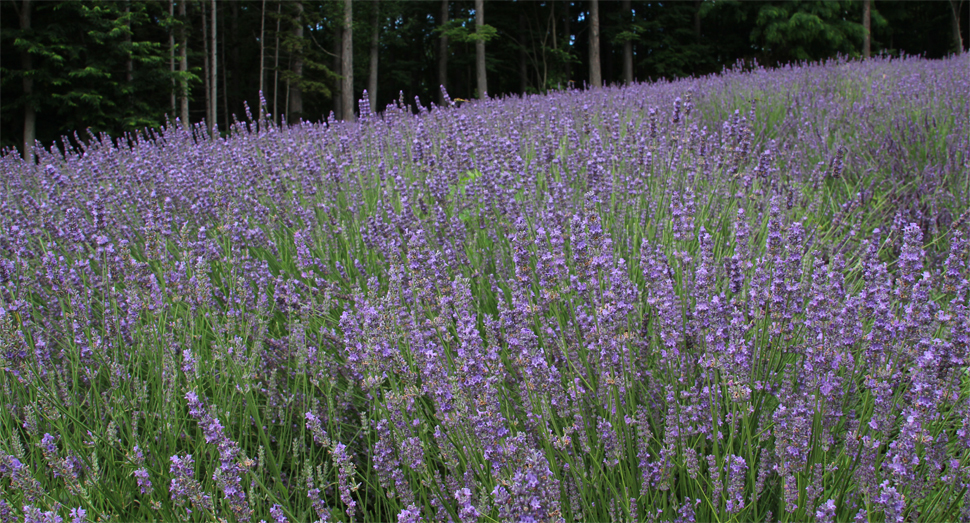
[0,54,968,521]
[169,453,213,516]
[184,390,254,521]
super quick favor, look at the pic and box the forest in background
[1,0,967,157]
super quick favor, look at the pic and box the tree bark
[519,12,528,94]
[622,0,633,84]
[589,0,601,89]
[951,0,965,54]
[210,0,217,132]
[368,0,379,109]
[20,0,34,160]
[438,0,448,104]
[863,0,871,59]
[475,0,487,98]
[179,0,189,125]
[259,0,266,120]
[341,0,354,120]
[289,0,304,123]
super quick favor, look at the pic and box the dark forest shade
[1,0,967,155]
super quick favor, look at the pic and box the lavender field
[1,54,969,523]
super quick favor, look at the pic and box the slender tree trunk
[519,13,528,94]
[622,0,633,84]
[368,0,379,109]
[170,0,176,114]
[289,0,304,123]
[333,22,343,120]
[341,0,354,120]
[179,0,189,124]
[202,0,211,130]
[20,0,34,160]
[210,0,217,132]
[259,0,266,120]
[589,0,601,88]
[863,0,871,58]
[273,0,281,124]
[475,0,487,98]
[438,0,449,104]
[951,0,965,54]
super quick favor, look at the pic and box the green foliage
[0,0,192,149]
[629,1,714,80]
[752,1,867,64]
[437,18,498,45]
[278,1,336,101]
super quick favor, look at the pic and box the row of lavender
[0,54,967,522]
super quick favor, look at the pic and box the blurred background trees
[2,0,967,156]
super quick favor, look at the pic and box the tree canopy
[1,0,966,155]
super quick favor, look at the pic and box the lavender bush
[1,54,968,522]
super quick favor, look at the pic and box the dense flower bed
[1,54,968,522]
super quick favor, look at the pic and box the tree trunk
[475,0,487,98]
[519,12,528,94]
[259,0,266,120]
[622,0,633,84]
[179,0,189,125]
[20,0,34,160]
[170,0,176,114]
[951,0,965,54]
[273,0,282,124]
[589,0,601,89]
[368,0,379,109]
[863,0,871,59]
[341,0,354,120]
[289,0,304,123]
[438,0,449,104]
[333,22,343,120]
[210,0,217,132]
[202,0,210,130]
